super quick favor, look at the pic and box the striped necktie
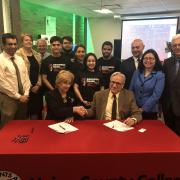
[11,57,24,95]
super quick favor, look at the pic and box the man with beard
[97,41,121,89]
[61,36,75,63]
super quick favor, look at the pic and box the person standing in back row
[16,33,43,120]
[36,38,50,60]
[162,34,180,135]
[129,49,164,120]
[120,39,145,89]
[0,33,31,128]
[41,36,69,93]
[61,36,75,63]
[97,41,121,89]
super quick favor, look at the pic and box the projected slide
[121,18,178,61]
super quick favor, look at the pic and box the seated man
[86,72,142,126]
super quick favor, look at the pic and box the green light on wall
[73,14,76,44]
[86,18,94,53]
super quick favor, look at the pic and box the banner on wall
[46,16,56,36]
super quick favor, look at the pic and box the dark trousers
[163,107,180,136]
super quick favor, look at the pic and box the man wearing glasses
[86,72,142,126]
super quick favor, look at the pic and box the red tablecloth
[0,120,180,179]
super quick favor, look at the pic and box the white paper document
[104,120,134,132]
[48,122,78,134]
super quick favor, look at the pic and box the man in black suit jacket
[162,34,180,135]
[120,39,144,89]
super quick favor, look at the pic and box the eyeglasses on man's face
[110,81,123,86]
[172,43,180,48]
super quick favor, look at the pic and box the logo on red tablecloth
[0,171,21,180]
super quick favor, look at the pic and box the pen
[59,125,66,130]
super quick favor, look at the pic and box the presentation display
[121,18,178,61]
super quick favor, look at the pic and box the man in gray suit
[163,34,180,135]
[86,72,142,126]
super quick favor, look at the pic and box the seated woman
[45,70,86,123]
[129,49,165,120]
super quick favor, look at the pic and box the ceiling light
[114,15,121,19]
[93,0,113,14]
[93,8,113,14]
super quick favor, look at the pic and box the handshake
[73,106,88,117]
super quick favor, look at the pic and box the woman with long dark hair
[74,53,104,108]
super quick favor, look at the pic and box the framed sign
[46,16,56,36]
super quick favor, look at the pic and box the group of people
[0,32,180,136]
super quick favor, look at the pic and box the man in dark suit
[120,39,144,89]
[162,34,180,135]
[86,72,142,126]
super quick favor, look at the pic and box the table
[0,120,180,180]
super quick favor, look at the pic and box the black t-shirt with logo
[68,58,84,76]
[61,50,75,64]
[41,55,69,88]
[97,56,121,88]
[75,70,104,102]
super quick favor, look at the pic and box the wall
[2,0,11,33]
[0,0,4,35]
[88,17,122,58]
[20,0,85,44]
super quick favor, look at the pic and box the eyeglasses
[172,44,180,48]
[143,57,155,61]
[110,81,123,86]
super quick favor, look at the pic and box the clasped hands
[73,106,87,117]
[19,95,29,103]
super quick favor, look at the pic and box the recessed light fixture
[93,8,113,14]
[93,0,113,14]
[114,14,121,19]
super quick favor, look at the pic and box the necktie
[137,58,141,62]
[111,94,117,120]
[175,58,180,75]
[11,57,24,95]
